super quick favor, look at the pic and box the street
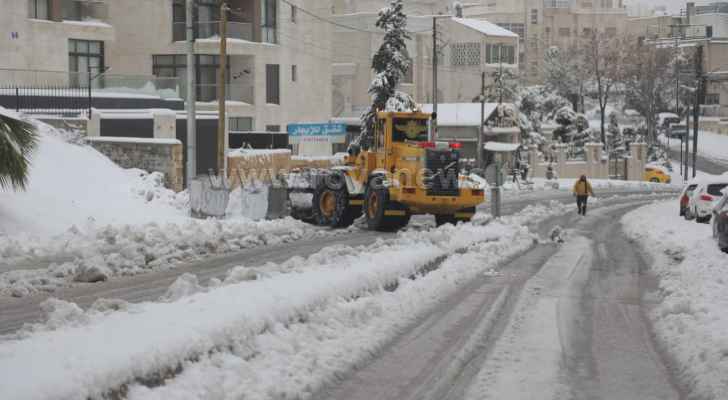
[317,200,681,400]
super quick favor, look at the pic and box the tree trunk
[600,106,606,144]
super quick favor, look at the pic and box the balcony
[544,0,572,8]
[173,21,254,42]
[179,83,255,104]
[61,0,108,21]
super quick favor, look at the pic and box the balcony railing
[62,0,109,21]
[544,0,572,8]
[178,83,255,104]
[173,21,254,42]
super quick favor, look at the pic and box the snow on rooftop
[421,103,501,127]
[452,18,519,38]
[484,141,521,152]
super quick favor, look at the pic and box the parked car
[668,124,688,139]
[690,178,728,223]
[679,182,699,217]
[644,165,671,184]
[712,192,728,253]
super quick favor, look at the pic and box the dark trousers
[576,195,588,215]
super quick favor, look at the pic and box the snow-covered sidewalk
[660,130,728,165]
[623,201,728,399]
[0,203,569,400]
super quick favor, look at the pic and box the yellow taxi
[644,165,672,184]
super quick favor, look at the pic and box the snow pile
[0,204,568,400]
[623,201,728,399]
[0,217,341,297]
[0,109,188,238]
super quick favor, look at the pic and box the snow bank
[0,108,187,238]
[623,201,728,399]
[0,204,568,400]
[0,216,340,297]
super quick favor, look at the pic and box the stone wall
[86,137,184,192]
[529,142,647,181]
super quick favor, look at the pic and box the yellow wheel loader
[305,111,486,231]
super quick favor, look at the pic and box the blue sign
[287,123,347,144]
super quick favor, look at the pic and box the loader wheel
[435,215,458,227]
[365,177,406,232]
[312,174,359,228]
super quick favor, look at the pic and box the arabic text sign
[288,123,347,144]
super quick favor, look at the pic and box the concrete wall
[529,142,647,180]
[0,0,115,85]
[87,137,185,192]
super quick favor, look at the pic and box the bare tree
[542,45,586,112]
[582,32,628,144]
[622,39,675,143]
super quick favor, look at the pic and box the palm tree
[0,112,38,191]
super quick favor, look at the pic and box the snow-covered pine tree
[606,112,627,159]
[356,0,416,150]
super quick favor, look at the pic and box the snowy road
[0,189,677,335]
[318,201,682,400]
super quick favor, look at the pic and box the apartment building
[465,0,628,84]
[0,0,115,84]
[104,0,333,135]
[330,9,519,119]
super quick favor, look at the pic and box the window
[583,28,593,37]
[485,44,515,64]
[262,0,278,44]
[601,0,613,8]
[266,125,281,132]
[28,0,50,20]
[605,27,617,37]
[707,184,728,197]
[706,93,720,105]
[450,42,481,66]
[496,23,524,38]
[291,65,297,82]
[152,54,229,101]
[230,117,254,132]
[266,64,280,104]
[531,9,538,25]
[559,27,571,37]
[290,4,297,22]
[69,39,105,86]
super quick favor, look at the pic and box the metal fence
[0,68,181,117]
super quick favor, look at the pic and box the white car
[689,177,728,224]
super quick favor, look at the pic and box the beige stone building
[463,0,629,84]
[1,0,334,135]
[0,0,115,85]
[105,0,333,135]
[329,12,520,119]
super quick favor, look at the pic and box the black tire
[312,174,359,228]
[364,177,405,232]
[696,215,711,224]
[435,215,458,227]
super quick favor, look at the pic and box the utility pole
[692,45,703,179]
[498,44,504,104]
[685,104,691,181]
[432,16,438,141]
[479,72,485,169]
[217,2,228,176]
[185,0,197,187]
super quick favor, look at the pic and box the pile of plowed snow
[0,107,187,238]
